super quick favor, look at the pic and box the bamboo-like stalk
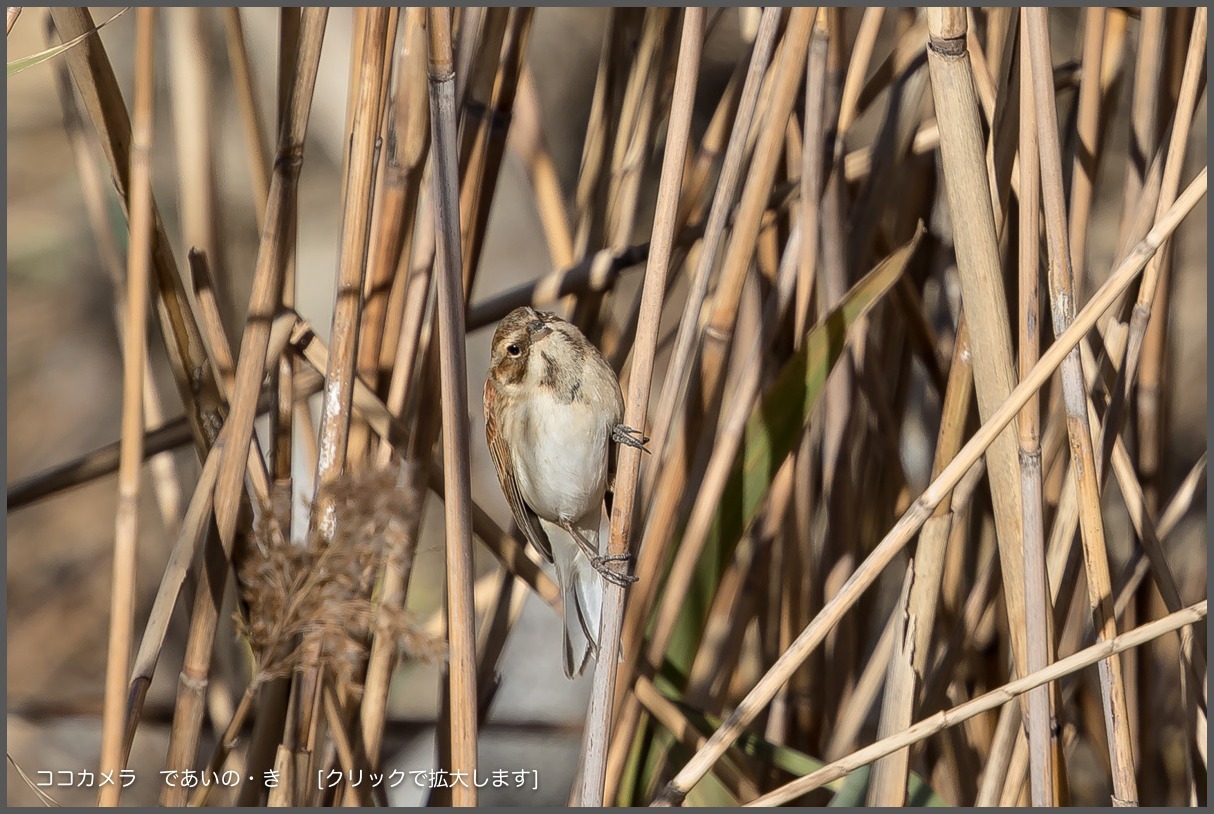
[47,7,221,459]
[167,8,225,327]
[291,22,394,786]
[7,6,20,35]
[1112,9,1205,430]
[924,7,1028,681]
[426,8,479,805]
[118,321,296,767]
[1067,8,1107,293]
[867,309,973,804]
[457,8,534,285]
[1119,7,1165,243]
[835,6,885,139]
[748,601,1209,807]
[651,168,1207,806]
[220,7,271,228]
[633,5,779,495]
[578,10,702,807]
[160,10,328,803]
[1024,9,1136,803]
[97,9,155,806]
[508,66,574,270]
[607,13,781,770]
[1015,19,1057,806]
[1135,6,1206,520]
[48,24,182,535]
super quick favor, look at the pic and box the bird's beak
[528,320,553,340]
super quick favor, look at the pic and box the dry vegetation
[6,6,1208,808]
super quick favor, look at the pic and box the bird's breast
[508,389,610,524]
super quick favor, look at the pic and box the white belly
[511,392,609,524]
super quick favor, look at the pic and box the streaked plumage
[483,306,644,677]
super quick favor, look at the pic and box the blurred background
[6,6,1207,807]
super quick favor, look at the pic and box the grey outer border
[4,3,1211,812]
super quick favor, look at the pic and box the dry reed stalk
[427,8,479,805]
[358,8,427,404]
[783,17,830,752]
[631,680,761,803]
[509,66,574,269]
[671,59,743,235]
[865,568,916,805]
[835,6,885,138]
[48,32,183,535]
[1024,8,1137,803]
[1132,20,1206,743]
[571,9,628,258]
[268,6,302,548]
[354,10,431,769]
[97,10,155,806]
[457,8,534,285]
[925,7,1028,680]
[651,169,1208,806]
[851,16,926,123]
[48,7,222,457]
[160,10,328,803]
[167,8,225,326]
[311,6,390,531]
[823,602,899,761]
[1066,8,1108,292]
[588,9,674,354]
[633,5,778,497]
[1119,8,1165,236]
[1015,20,1058,805]
[7,6,19,35]
[220,8,271,225]
[974,700,1021,803]
[866,310,973,804]
[283,13,391,782]
[578,11,702,806]
[1113,9,1205,431]
[605,11,783,787]
[749,600,1209,807]
[794,15,827,342]
[1069,338,1209,703]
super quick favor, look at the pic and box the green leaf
[8,9,129,77]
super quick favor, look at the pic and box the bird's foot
[612,424,650,452]
[592,553,638,586]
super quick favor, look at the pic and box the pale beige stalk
[98,9,155,806]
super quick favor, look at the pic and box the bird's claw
[592,553,638,586]
[613,424,650,453]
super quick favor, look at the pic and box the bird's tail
[550,523,604,679]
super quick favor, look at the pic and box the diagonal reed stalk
[577,9,703,806]
[426,8,479,805]
[47,7,221,459]
[97,8,155,807]
[652,168,1207,806]
[749,600,1209,807]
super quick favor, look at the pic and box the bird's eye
[506,343,521,357]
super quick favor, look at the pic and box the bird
[483,306,648,678]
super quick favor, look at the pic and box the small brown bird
[483,306,647,677]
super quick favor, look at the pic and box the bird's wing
[484,380,554,564]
